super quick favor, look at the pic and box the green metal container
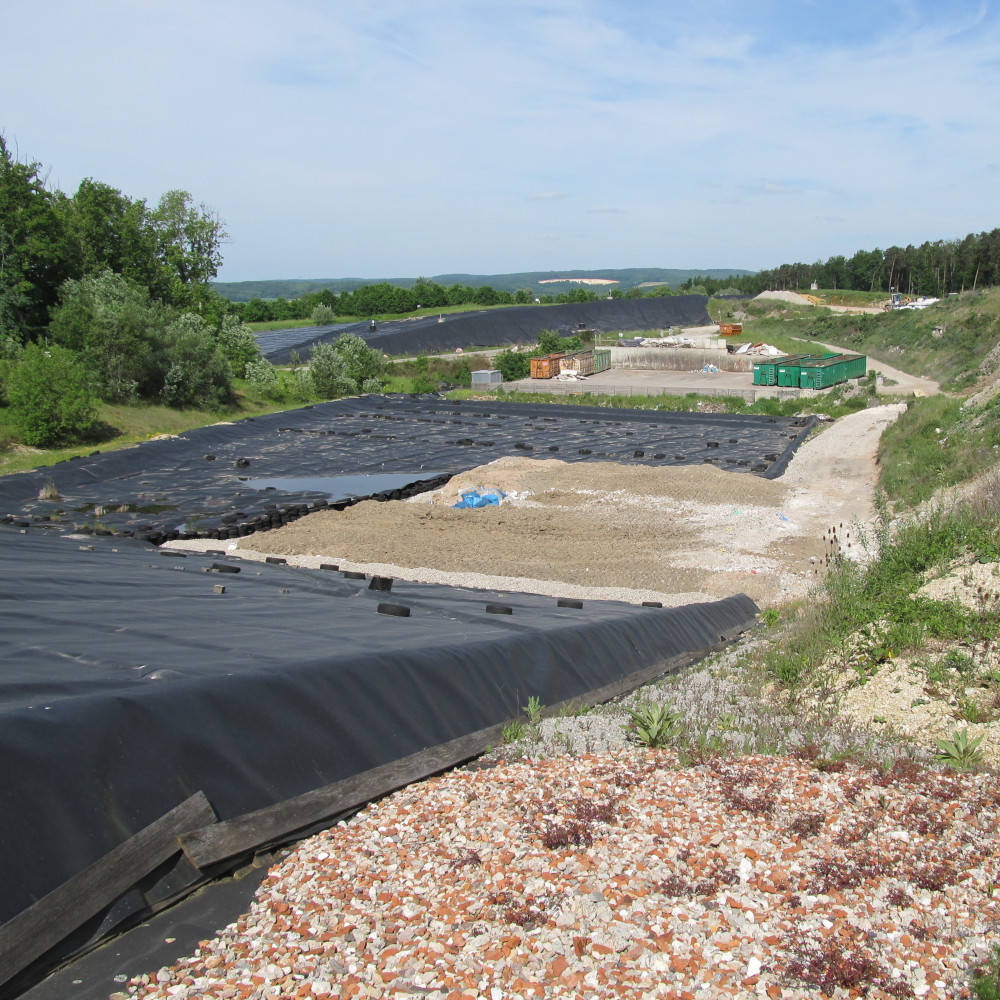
[842,353,867,378]
[593,348,611,373]
[776,360,802,387]
[798,357,848,389]
[753,361,776,385]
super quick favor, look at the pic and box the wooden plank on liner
[179,611,755,870]
[0,791,217,989]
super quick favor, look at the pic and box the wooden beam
[0,791,216,990]
[180,724,507,868]
[180,617,755,870]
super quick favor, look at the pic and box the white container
[470,369,503,388]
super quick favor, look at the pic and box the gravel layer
[119,752,1000,1000]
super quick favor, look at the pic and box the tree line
[679,228,1000,298]
[231,278,696,324]
[0,136,384,446]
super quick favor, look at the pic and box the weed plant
[763,498,1000,690]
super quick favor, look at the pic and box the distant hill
[213,267,751,302]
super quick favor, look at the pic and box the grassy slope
[715,287,1000,389]
[0,382,321,477]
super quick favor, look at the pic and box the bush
[0,334,24,405]
[244,357,282,399]
[216,315,260,378]
[494,349,530,381]
[311,303,336,325]
[536,330,583,354]
[6,343,97,446]
[360,376,383,394]
[48,270,171,403]
[309,334,385,398]
[160,313,233,409]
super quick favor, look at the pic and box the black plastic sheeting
[0,397,814,545]
[0,526,758,932]
[259,295,712,362]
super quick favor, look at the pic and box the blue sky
[3,0,998,281]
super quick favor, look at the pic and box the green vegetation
[878,394,1000,506]
[385,353,492,393]
[451,377,878,420]
[711,286,1000,389]
[6,343,97,446]
[308,335,386,397]
[683,226,1000,298]
[0,138,399,463]
[624,702,684,748]
[214,267,752,304]
[933,728,986,770]
[973,947,1000,1000]
[761,497,1000,691]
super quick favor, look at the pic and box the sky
[3,0,999,282]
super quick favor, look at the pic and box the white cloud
[1,0,998,277]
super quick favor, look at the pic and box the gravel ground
[118,750,1000,1000]
[131,405,1000,1000]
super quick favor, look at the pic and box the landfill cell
[0,395,813,544]
[259,294,712,362]
[0,396,813,544]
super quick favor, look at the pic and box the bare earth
[202,404,908,609]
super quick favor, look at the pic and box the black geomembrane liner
[0,396,813,544]
[0,528,757,934]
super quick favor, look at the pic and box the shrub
[494,349,530,381]
[6,343,97,446]
[244,357,282,398]
[0,334,24,405]
[311,303,336,325]
[48,270,170,403]
[216,315,260,378]
[160,313,234,409]
[360,376,383,394]
[309,335,385,398]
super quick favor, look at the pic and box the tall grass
[763,498,1000,687]
[878,394,1000,506]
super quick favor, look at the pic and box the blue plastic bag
[453,489,505,509]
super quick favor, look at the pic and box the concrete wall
[609,346,754,372]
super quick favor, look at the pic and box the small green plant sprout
[957,696,991,725]
[523,696,543,725]
[759,607,780,628]
[624,701,684,749]
[502,719,526,744]
[934,728,986,770]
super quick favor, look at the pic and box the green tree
[151,190,226,305]
[160,312,233,408]
[6,343,97,446]
[48,270,171,402]
[0,135,73,338]
[59,178,166,294]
